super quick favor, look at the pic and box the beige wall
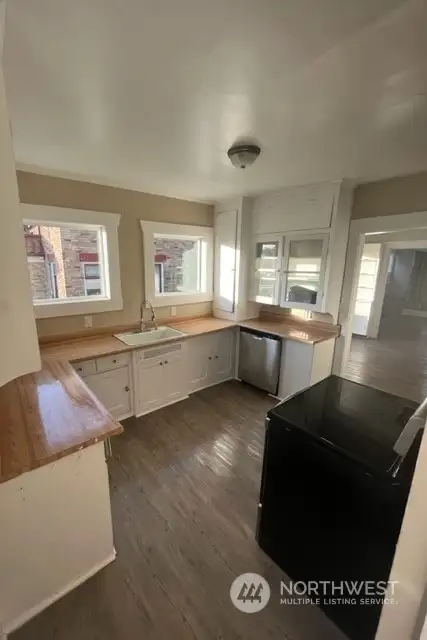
[352,172,427,219]
[17,171,214,338]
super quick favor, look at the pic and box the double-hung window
[22,205,122,318]
[141,221,213,307]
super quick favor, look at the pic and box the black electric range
[257,375,421,640]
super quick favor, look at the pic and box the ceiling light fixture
[227,143,261,169]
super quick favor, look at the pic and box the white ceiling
[4,0,427,202]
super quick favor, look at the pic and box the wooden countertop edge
[0,361,123,486]
[0,432,122,485]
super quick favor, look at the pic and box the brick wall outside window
[26,226,99,300]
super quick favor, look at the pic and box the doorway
[344,236,427,402]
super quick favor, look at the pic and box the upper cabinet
[251,236,283,306]
[213,197,259,322]
[280,233,329,311]
[252,183,337,235]
[0,60,40,387]
[248,182,353,321]
[251,233,329,312]
[214,209,238,313]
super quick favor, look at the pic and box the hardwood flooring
[12,381,346,640]
[345,316,427,402]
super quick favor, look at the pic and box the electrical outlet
[84,315,93,329]
[171,306,177,317]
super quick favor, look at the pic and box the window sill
[34,295,123,319]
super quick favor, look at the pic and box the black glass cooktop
[268,375,418,475]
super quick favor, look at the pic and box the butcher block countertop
[41,315,336,363]
[0,314,337,485]
[237,318,338,344]
[0,359,123,485]
[41,317,235,363]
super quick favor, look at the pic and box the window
[22,205,122,318]
[141,221,213,307]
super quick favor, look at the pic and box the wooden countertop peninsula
[0,360,123,485]
[0,314,338,485]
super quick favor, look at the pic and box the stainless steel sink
[114,326,186,346]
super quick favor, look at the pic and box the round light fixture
[227,143,261,169]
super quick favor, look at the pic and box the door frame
[333,210,427,376]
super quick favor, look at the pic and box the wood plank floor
[12,381,346,640]
[345,316,427,402]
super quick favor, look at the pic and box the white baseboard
[4,550,116,635]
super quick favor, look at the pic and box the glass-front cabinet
[281,234,329,310]
[250,233,329,311]
[251,236,283,305]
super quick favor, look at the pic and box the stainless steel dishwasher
[238,328,281,395]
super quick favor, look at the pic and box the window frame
[22,204,122,318]
[141,220,213,307]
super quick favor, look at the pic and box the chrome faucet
[140,300,158,332]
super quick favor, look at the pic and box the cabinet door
[251,236,283,305]
[281,234,329,311]
[84,367,131,421]
[278,340,313,400]
[0,64,40,386]
[187,335,211,392]
[214,209,238,313]
[209,330,235,383]
[162,350,187,404]
[136,358,167,415]
[252,183,335,234]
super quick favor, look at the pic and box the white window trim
[141,220,213,307]
[22,204,122,318]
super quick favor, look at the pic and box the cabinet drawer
[72,359,96,378]
[96,352,130,373]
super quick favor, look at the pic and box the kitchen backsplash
[260,304,335,325]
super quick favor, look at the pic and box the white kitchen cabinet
[214,209,238,313]
[278,338,335,400]
[213,198,258,322]
[187,334,211,392]
[187,329,236,393]
[252,183,336,235]
[251,236,283,305]
[133,341,189,416]
[85,367,132,421]
[208,329,235,383]
[0,60,40,387]
[250,232,329,312]
[280,233,329,311]
[135,358,169,415]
